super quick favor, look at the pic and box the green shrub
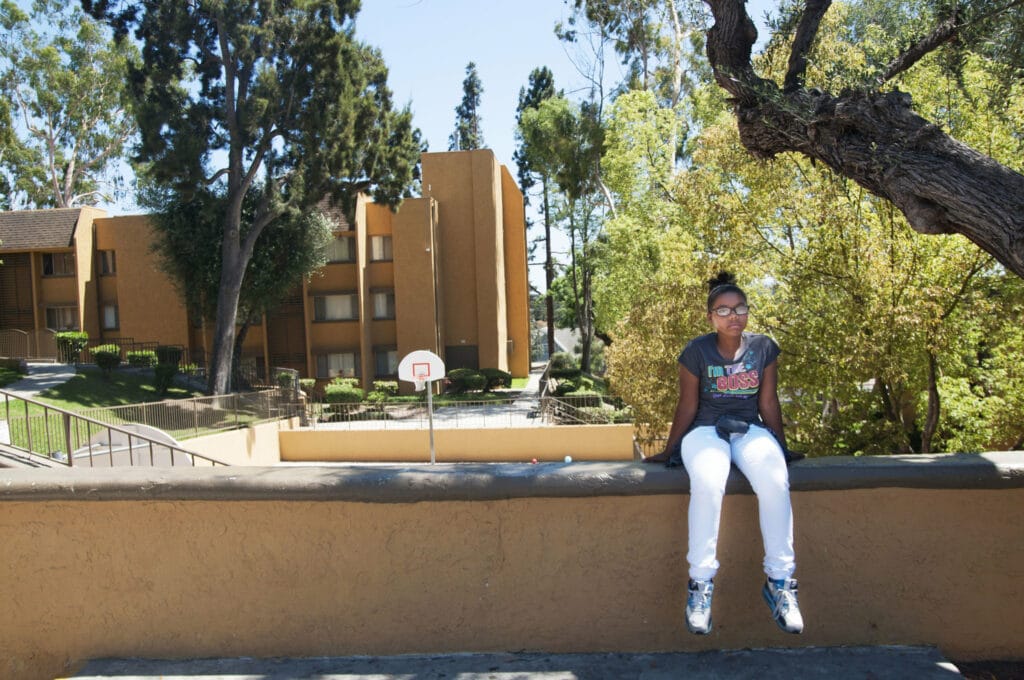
[324,380,363,404]
[549,351,578,372]
[180,362,199,376]
[299,378,317,396]
[372,380,399,397]
[480,368,512,392]
[447,367,486,393]
[55,331,88,364]
[155,345,183,366]
[552,375,582,396]
[276,371,296,389]
[154,363,179,396]
[92,344,122,375]
[126,350,158,368]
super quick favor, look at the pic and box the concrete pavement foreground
[70,646,963,679]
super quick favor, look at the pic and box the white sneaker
[686,578,714,635]
[763,577,804,634]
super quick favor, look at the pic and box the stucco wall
[279,423,634,462]
[185,418,297,465]
[2,455,1022,680]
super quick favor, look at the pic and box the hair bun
[707,271,736,291]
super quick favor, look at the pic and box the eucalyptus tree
[514,66,559,355]
[145,183,334,382]
[448,61,484,151]
[1,0,137,208]
[84,0,422,394]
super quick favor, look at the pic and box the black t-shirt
[678,332,780,427]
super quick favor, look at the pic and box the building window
[372,290,396,320]
[316,352,359,379]
[370,235,393,262]
[101,304,119,330]
[313,293,358,321]
[374,348,398,376]
[98,250,117,275]
[326,236,356,263]
[45,306,78,331]
[42,252,75,277]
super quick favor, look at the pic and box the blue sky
[355,0,775,172]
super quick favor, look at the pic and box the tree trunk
[704,0,1024,279]
[543,180,555,358]
[921,352,941,453]
[207,257,245,395]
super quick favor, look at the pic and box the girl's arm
[757,360,788,451]
[643,365,699,463]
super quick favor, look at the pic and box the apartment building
[0,149,531,384]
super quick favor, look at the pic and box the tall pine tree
[448,62,484,151]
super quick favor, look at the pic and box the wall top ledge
[1,453,1022,503]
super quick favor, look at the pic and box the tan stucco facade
[279,423,634,462]
[1,150,530,384]
[1,462,1022,680]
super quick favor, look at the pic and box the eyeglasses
[710,304,749,317]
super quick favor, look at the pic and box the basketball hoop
[397,350,446,464]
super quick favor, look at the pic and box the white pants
[681,424,795,581]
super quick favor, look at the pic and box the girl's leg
[681,426,732,580]
[730,425,795,580]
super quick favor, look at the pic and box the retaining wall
[1,453,1022,680]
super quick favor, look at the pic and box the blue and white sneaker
[686,578,714,635]
[763,577,804,634]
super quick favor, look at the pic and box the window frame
[370,235,393,262]
[326,235,357,264]
[101,303,119,331]
[316,351,360,379]
[374,347,399,377]
[98,250,117,276]
[45,305,79,331]
[42,252,76,277]
[313,292,359,322]
[371,289,396,320]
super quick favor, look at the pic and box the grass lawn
[0,366,25,388]
[34,367,201,411]
[511,377,529,389]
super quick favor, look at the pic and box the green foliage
[364,386,393,407]
[152,363,178,397]
[299,378,317,396]
[479,368,512,392]
[276,371,296,389]
[548,352,579,372]
[448,62,484,151]
[54,331,88,364]
[147,187,335,332]
[0,1,137,208]
[324,378,363,404]
[91,344,121,375]
[126,350,158,368]
[371,380,399,397]
[514,66,558,198]
[446,368,487,393]
[86,0,422,393]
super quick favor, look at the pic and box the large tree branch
[784,0,832,92]
[879,10,960,83]
[703,0,1024,279]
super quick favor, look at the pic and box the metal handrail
[1,389,229,467]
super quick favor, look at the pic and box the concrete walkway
[1,362,76,398]
[70,646,963,679]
